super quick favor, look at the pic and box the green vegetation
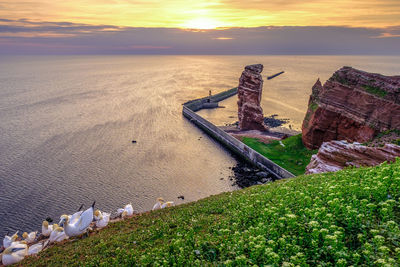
[362,84,388,98]
[242,134,317,176]
[22,161,400,266]
[332,74,349,85]
[309,102,319,112]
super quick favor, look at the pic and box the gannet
[94,210,110,229]
[117,203,134,217]
[28,242,44,255]
[125,203,134,216]
[152,198,165,210]
[1,242,28,266]
[161,201,174,209]
[3,231,18,248]
[59,201,95,237]
[41,221,53,237]
[22,231,37,244]
[121,211,128,219]
[68,204,85,224]
[49,225,68,243]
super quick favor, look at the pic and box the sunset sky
[1,0,399,54]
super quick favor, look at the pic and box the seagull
[94,210,110,229]
[41,221,53,237]
[1,242,28,266]
[3,231,18,249]
[152,198,165,210]
[161,201,174,209]
[49,225,68,243]
[59,201,95,237]
[22,231,37,244]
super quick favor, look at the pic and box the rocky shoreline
[229,159,274,188]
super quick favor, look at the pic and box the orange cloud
[0,0,399,28]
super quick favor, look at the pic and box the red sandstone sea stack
[237,64,268,131]
[302,66,400,149]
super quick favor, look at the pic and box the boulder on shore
[306,140,400,174]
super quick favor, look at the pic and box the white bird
[41,221,53,237]
[161,201,174,209]
[28,242,44,255]
[125,203,134,216]
[59,201,95,237]
[152,197,165,210]
[3,231,18,248]
[49,225,68,243]
[94,210,110,229]
[117,203,134,217]
[1,242,28,266]
[67,204,85,224]
[22,231,37,244]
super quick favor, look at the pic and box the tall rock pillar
[237,64,268,131]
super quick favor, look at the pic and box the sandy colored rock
[306,140,400,174]
[302,66,400,149]
[237,64,268,131]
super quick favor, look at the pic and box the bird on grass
[59,201,95,237]
[152,198,165,210]
[41,221,53,237]
[28,242,45,255]
[1,242,28,266]
[22,231,37,244]
[3,231,18,249]
[49,224,68,243]
[94,210,111,229]
[161,201,174,209]
[117,203,134,217]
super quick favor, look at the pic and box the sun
[183,18,220,30]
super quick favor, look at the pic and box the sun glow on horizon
[182,18,221,30]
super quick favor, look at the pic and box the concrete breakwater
[183,87,238,112]
[182,89,295,179]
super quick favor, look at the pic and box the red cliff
[302,66,400,149]
[237,64,268,131]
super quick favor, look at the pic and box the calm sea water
[0,55,399,236]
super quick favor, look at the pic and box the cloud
[0,19,399,55]
[0,0,399,28]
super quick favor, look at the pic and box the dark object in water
[178,195,185,200]
[267,71,284,80]
[45,217,53,223]
[132,140,137,144]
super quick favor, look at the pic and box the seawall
[182,103,295,179]
[183,87,238,112]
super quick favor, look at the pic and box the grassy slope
[242,134,318,176]
[22,161,400,266]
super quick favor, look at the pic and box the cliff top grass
[241,134,317,176]
[21,160,400,266]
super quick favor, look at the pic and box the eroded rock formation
[237,64,268,131]
[306,140,400,174]
[302,66,400,149]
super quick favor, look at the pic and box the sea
[0,55,399,236]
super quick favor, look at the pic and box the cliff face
[306,140,400,174]
[302,66,400,149]
[237,64,268,131]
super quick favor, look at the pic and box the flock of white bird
[0,198,174,266]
